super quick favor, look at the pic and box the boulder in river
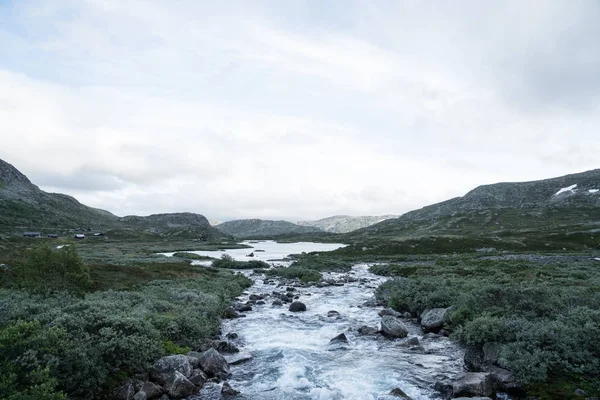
[357,325,379,336]
[188,369,208,387]
[198,348,230,380]
[329,333,349,344]
[389,387,412,399]
[216,340,239,353]
[221,382,240,397]
[289,301,307,312]
[380,315,409,338]
[379,308,402,318]
[327,310,341,317]
[225,352,253,365]
[189,382,223,400]
[272,299,283,306]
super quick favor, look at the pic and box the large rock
[289,301,307,312]
[138,382,163,399]
[389,387,412,398]
[420,307,451,333]
[380,315,409,338]
[357,325,379,336]
[150,355,193,385]
[221,382,240,397]
[379,308,402,318]
[225,352,253,365]
[165,371,196,398]
[189,382,223,400]
[464,346,485,371]
[452,372,493,398]
[216,340,239,353]
[188,368,208,387]
[198,348,230,380]
[133,392,147,400]
[112,382,136,400]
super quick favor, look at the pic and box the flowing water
[166,241,465,399]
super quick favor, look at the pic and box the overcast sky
[1,0,599,222]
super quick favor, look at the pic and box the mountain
[0,159,118,230]
[347,169,600,241]
[0,159,228,240]
[297,215,399,233]
[215,219,323,238]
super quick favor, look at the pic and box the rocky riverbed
[220,265,466,399]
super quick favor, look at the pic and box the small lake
[161,240,347,265]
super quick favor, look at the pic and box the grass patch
[172,252,215,261]
[264,266,322,282]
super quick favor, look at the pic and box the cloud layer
[1,0,599,221]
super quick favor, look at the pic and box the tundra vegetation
[0,243,251,399]
[371,256,600,398]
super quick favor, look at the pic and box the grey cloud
[31,168,126,192]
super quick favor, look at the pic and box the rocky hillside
[216,219,323,238]
[0,159,228,240]
[0,159,118,230]
[297,215,399,233]
[347,169,600,240]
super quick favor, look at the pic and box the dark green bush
[264,266,322,282]
[211,254,269,269]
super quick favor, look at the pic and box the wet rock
[216,341,239,353]
[329,333,348,344]
[389,387,412,399]
[422,332,440,339]
[272,299,283,306]
[362,299,386,307]
[379,308,402,318]
[222,307,240,319]
[225,332,238,340]
[188,369,208,387]
[138,382,163,399]
[406,337,420,346]
[150,355,192,385]
[235,304,252,312]
[221,382,240,397]
[380,315,409,338]
[249,294,263,301]
[198,348,230,380]
[434,380,453,399]
[165,371,196,398]
[289,301,307,312]
[256,300,266,305]
[357,325,379,335]
[464,346,485,371]
[327,310,341,317]
[452,372,493,398]
[225,352,253,365]
[286,287,296,292]
[420,307,451,333]
[403,312,412,319]
[189,382,223,400]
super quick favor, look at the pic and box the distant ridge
[347,169,600,240]
[297,215,399,233]
[215,219,323,238]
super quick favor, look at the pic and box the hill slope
[347,169,600,241]
[216,219,323,238]
[0,159,228,240]
[297,215,399,233]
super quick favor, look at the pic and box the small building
[74,234,85,239]
[93,232,105,237]
[23,232,41,238]
[47,234,59,238]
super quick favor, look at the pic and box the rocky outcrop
[380,316,409,338]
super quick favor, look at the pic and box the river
[167,241,465,399]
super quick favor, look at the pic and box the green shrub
[211,254,270,269]
[264,266,322,282]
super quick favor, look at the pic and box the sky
[1,0,599,222]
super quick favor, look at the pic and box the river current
[166,241,465,399]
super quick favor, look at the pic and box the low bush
[264,266,322,282]
[374,258,600,392]
[211,254,270,269]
